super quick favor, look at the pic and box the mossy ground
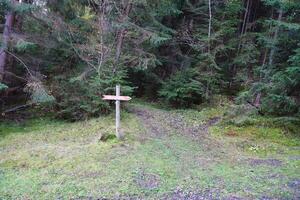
[0,103,299,199]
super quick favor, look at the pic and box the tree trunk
[208,0,212,53]
[237,0,250,52]
[254,92,261,107]
[0,11,15,82]
[259,49,268,80]
[113,1,132,74]
[268,9,283,66]
[97,0,110,75]
[230,0,251,88]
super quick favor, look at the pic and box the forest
[0,0,300,199]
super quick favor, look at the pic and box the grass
[210,121,300,156]
[0,103,299,199]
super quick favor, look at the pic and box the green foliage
[14,2,35,14]
[0,0,9,13]
[159,69,206,107]
[261,94,298,115]
[237,84,298,116]
[149,33,172,47]
[238,45,300,116]
[24,80,55,104]
[1,0,300,120]
[53,69,134,121]
[128,68,162,98]
[0,82,8,91]
[53,76,110,121]
[0,0,35,14]
[287,47,300,86]
[148,0,183,17]
[15,40,38,53]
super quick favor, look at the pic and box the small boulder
[96,132,117,142]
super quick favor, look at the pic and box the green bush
[127,68,162,99]
[52,70,133,121]
[159,69,206,107]
[237,87,299,116]
[261,94,298,116]
[237,50,300,117]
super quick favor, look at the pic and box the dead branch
[1,103,33,115]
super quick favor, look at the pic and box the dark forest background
[0,0,299,121]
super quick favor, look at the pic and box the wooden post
[102,85,131,140]
[115,85,121,139]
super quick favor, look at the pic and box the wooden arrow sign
[101,85,132,140]
[102,95,132,101]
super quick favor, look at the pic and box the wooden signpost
[102,85,132,140]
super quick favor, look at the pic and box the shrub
[237,47,300,116]
[52,69,133,121]
[159,69,206,107]
[127,68,162,99]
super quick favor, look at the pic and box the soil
[248,158,283,167]
[129,106,221,140]
[135,172,160,190]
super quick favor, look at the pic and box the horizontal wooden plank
[102,95,132,101]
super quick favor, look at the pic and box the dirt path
[128,105,232,200]
[129,105,225,158]
[129,105,220,140]
[128,105,300,200]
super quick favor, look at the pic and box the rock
[96,132,116,142]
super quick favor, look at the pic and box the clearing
[0,103,299,199]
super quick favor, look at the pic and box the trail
[129,105,227,161]
[128,105,300,200]
[129,105,220,140]
[128,105,232,200]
